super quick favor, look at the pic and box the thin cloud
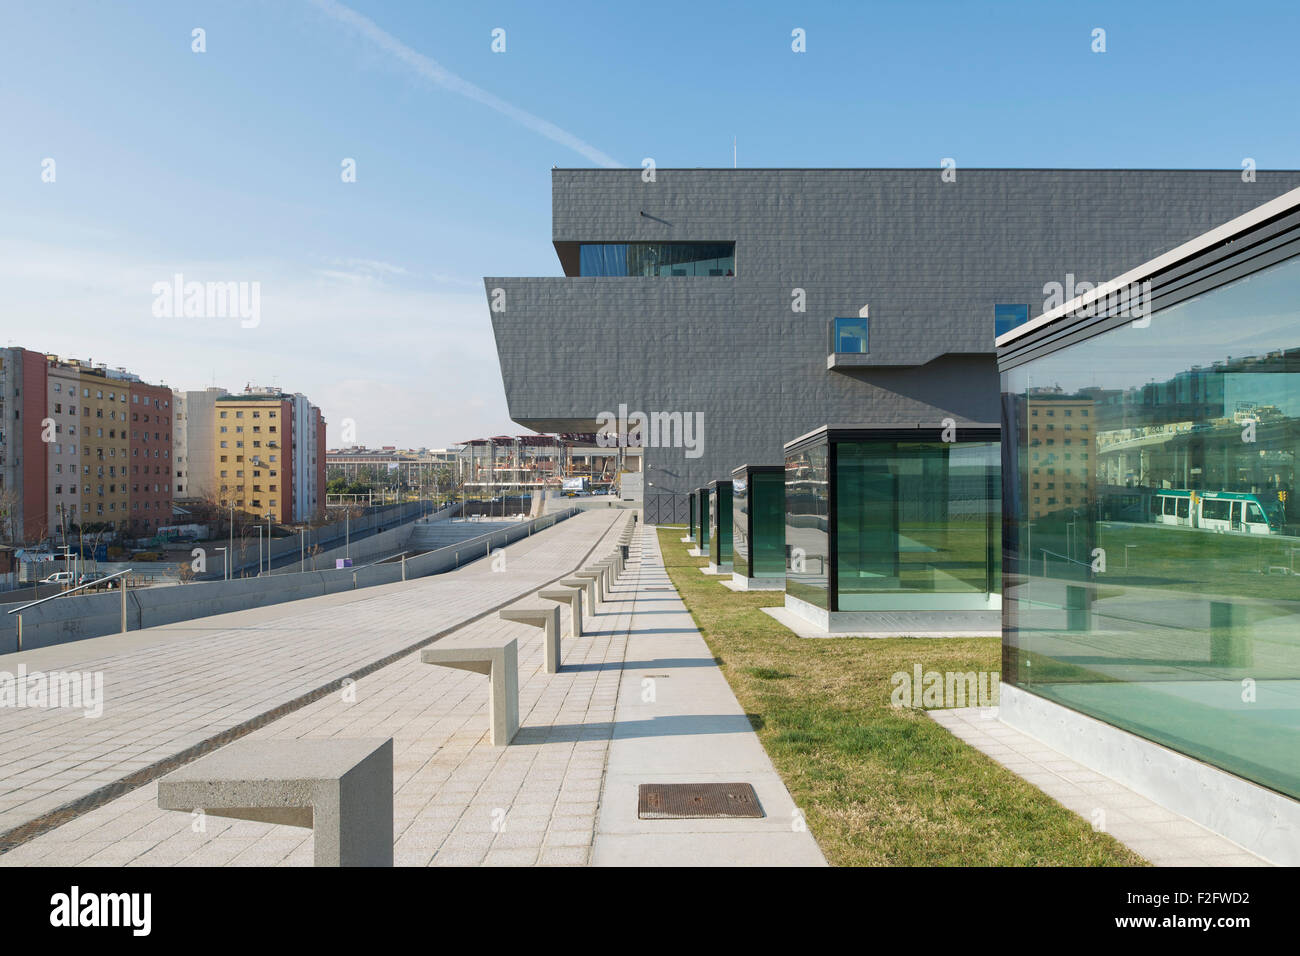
[307,0,622,168]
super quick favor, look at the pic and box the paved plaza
[0,512,824,867]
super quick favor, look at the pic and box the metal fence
[644,492,691,525]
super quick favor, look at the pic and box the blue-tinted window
[578,243,735,277]
[995,304,1030,338]
[833,317,868,353]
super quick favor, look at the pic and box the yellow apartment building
[214,390,292,523]
[1026,393,1097,520]
[76,363,131,531]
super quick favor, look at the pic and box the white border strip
[997,184,1300,348]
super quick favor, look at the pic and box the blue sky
[3,0,1298,447]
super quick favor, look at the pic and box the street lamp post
[255,526,263,577]
[215,546,228,581]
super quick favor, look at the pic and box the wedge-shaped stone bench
[157,737,394,867]
[594,557,622,592]
[500,605,561,674]
[421,640,519,745]
[574,568,607,604]
[560,575,597,610]
[539,587,583,637]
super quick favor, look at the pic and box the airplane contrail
[306,0,623,168]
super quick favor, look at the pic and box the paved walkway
[928,708,1271,866]
[0,516,825,866]
[0,510,623,850]
[592,532,825,865]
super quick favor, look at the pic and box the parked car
[40,571,75,585]
[76,572,114,591]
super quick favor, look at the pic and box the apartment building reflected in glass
[999,189,1300,834]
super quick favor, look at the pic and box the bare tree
[0,487,21,544]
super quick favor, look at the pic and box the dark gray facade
[484,169,1300,518]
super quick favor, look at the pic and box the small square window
[833,317,868,354]
[995,304,1030,338]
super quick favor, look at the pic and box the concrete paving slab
[927,707,1272,867]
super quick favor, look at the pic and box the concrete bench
[421,639,519,745]
[560,575,597,609]
[539,587,583,638]
[157,737,394,867]
[500,605,561,673]
[591,559,621,594]
[574,568,607,604]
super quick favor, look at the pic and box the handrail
[6,569,134,615]
[411,508,576,559]
[1039,548,1092,577]
[363,550,412,568]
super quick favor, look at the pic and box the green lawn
[655,525,1145,867]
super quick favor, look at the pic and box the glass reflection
[785,445,829,608]
[1003,253,1300,799]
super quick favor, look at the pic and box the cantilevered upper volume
[484,168,1300,517]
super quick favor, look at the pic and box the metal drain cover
[638,782,764,819]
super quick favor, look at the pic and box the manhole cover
[638,783,764,819]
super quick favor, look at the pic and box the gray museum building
[485,168,1300,629]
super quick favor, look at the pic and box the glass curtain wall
[751,469,788,577]
[709,480,733,568]
[785,445,830,608]
[735,466,787,580]
[836,440,1000,609]
[1003,252,1300,800]
[697,488,711,551]
[579,243,735,277]
[733,477,751,578]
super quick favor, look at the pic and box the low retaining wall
[1,507,580,654]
